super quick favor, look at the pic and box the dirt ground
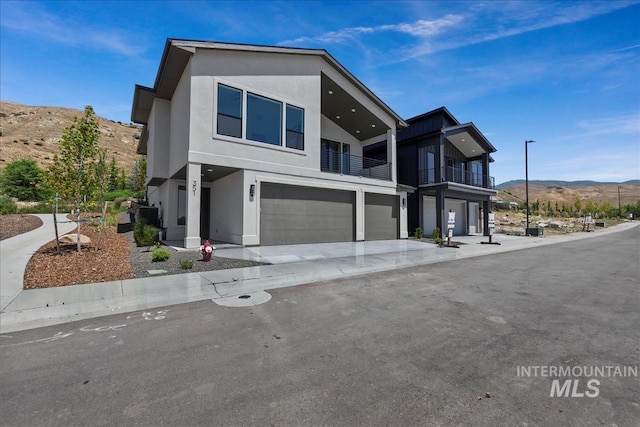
[492,210,623,235]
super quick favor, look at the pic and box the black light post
[525,140,535,234]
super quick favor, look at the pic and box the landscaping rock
[59,233,91,244]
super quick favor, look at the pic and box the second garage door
[365,193,399,240]
[260,183,355,245]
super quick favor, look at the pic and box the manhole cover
[213,291,272,307]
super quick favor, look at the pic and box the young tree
[0,159,48,201]
[584,200,596,215]
[574,198,582,215]
[129,155,147,192]
[108,157,119,192]
[45,106,101,251]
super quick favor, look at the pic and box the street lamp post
[525,140,535,234]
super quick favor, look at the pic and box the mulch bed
[0,214,43,240]
[23,222,133,289]
[22,213,268,289]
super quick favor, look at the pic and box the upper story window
[215,82,304,151]
[217,84,242,138]
[247,93,282,146]
[286,105,304,150]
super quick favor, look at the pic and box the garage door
[260,183,354,245]
[365,193,399,240]
[445,199,466,236]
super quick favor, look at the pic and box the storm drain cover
[213,291,272,307]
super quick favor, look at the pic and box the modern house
[393,107,497,237]
[131,39,409,248]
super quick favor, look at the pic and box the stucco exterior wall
[210,170,244,244]
[169,60,191,178]
[146,99,170,183]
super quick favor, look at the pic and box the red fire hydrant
[200,240,215,262]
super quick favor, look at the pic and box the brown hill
[498,183,640,208]
[0,101,140,173]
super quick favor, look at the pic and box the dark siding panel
[397,144,418,186]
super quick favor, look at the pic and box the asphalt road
[1,227,639,426]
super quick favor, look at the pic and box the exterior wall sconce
[250,184,255,198]
[402,197,406,209]
[192,180,197,196]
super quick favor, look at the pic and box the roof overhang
[420,181,497,198]
[442,122,497,158]
[397,183,416,194]
[131,39,407,132]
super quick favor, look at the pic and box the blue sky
[1,0,639,184]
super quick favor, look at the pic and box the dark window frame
[216,84,243,138]
[285,104,304,150]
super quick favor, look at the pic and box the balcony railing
[419,167,495,189]
[321,153,392,181]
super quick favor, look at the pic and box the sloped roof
[131,38,406,128]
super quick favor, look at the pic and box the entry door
[200,188,210,240]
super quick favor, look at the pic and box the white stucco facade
[133,40,409,248]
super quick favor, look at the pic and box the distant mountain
[497,179,640,190]
[0,101,141,172]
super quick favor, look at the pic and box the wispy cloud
[280,1,639,64]
[559,114,640,140]
[280,14,463,45]
[0,2,145,56]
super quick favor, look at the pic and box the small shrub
[134,219,159,246]
[17,202,51,214]
[151,249,170,262]
[153,241,161,251]
[431,227,441,240]
[0,194,17,214]
[434,236,444,245]
[415,227,423,239]
[104,189,137,201]
[104,215,118,227]
[180,260,194,269]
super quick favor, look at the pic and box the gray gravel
[125,231,267,278]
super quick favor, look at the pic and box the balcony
[321,153,392,181]
[419,167,495,189]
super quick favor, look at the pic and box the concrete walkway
[1,217,637,333]
[0,214,76,312]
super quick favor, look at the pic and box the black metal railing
[321,153,392,181]
[419,167,495,189]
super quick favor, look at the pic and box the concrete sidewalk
[1,219,637,333]
[0,214,76,312]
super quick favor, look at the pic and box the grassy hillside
[0,101,141,173]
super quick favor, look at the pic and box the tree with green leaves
[108,157,119,192]
[0,159,49,201]
[45,105,101,251]
[584,200,596,216]
[574,198,582,215]
[129,155,147,192]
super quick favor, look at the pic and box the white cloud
[280,1,639,64]
[279,14,463,46]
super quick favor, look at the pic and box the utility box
[526,227,543,237]
[137,206,160,227]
